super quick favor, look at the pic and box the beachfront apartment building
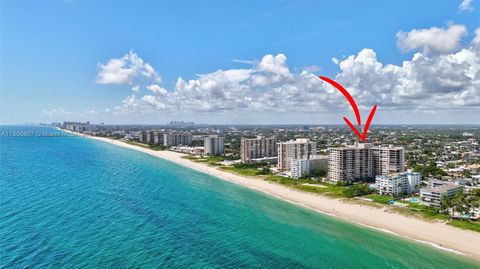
[240,136,277,162]
[290,159,310,179]
[309,155,329,172]
[139,131,165,145]
[277,138,316,171]
[328,143,405,183]
[204,135,225,156]
[371,146,405,175]
[139,131,148,143]
[375,171,421,196]
[328,143,373,183]
[153,131,164,145]
[63,121,90,132]
[420,182,464,207]
[163,133,193,147]
[290,155,328,179]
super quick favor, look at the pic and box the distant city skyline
[1,0,479,124]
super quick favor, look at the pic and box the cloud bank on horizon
[90,23,480,121]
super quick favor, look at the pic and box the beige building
[372,146,405,175]
[328,143,404,183]
[163,133,193,146]
[277,138,316,171]
[240,136,277,162]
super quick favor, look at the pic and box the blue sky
[1,0,479,124]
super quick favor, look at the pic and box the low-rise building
[170,146,204,155]
[420,183,464,207]
[290,156,329,179]
[249,156,278,164]
[375,172,421,196]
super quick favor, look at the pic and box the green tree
[343,183,373,198]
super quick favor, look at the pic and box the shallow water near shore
[1,126,478,268]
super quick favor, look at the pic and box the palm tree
[440,195,451,214]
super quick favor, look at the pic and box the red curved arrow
[319,76,377,142]
[319,76,361,126]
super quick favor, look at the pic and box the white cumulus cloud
[96,50,161,85]
[396,24,467,54]
[458,0,474,12]
[104,24,479,122]
[146,84,168,95]
[43,108,72,116]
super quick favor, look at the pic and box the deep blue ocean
[0,126,478,268]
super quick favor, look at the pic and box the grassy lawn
[220,166,260,176]
[264,175,348,198]
[125,140,166,151]
[366,194,392,204]
[447,219,480,232]
[183,155,225,166]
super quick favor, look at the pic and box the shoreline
[62,129,480,261]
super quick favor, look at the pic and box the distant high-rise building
[62,121,90,132]
[138,131,148,143]
[163,133,193,146]
[277,138,316,171]
[153,131,164,145]
[204,135,225,155]
[146,131,155,144]
[328,143,405,183]
[240,136,277,162]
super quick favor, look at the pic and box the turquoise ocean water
[0,126,478,268]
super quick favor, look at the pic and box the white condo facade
[290,159,310,179]
[204,135,225,156]
[420,182,464,207]
[375,171,421,196]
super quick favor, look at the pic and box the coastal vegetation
[125,140,167,151]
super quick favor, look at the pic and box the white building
[204,135,225,156]
[420,183,464,207]
[375,172,421,196]
[290,159,310,179]
[277,138,316,171]
[290,156,328,179]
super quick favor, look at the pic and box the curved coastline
[62,129,480,261]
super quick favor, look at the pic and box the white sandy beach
[67,131,480,261]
